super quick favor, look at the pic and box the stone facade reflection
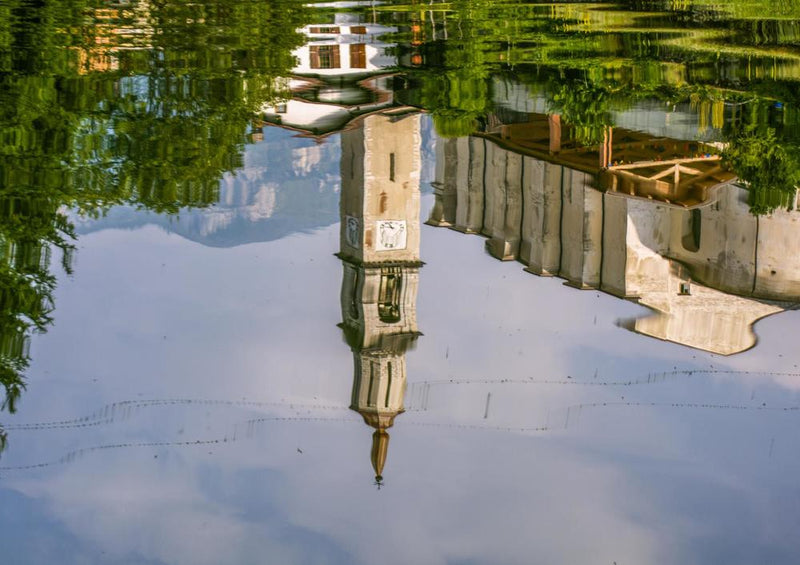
[338,112,422,484]
[430,119,800,355]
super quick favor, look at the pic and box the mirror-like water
[1,1,799,563]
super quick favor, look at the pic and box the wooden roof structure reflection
[481,114,735,208]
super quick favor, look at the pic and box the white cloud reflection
[1,208,799,564]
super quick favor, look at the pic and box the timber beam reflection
[481,113,735,208]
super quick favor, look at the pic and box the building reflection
[261,6,399,137]
[337,112,423,484]
[429,114,800,355]
[257,4,425,483]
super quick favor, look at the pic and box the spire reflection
[257,3,424,483]
[337,112,423,484]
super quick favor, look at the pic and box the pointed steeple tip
[371,429,390,481]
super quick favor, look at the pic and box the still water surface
[1,1,800,563]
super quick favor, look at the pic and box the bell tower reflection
[337,111,422,485]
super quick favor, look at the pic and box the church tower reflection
[337,111,423,485]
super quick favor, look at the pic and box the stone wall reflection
[429,121,800,355]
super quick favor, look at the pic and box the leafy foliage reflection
[0,0,309,437]
[392,0,800,213]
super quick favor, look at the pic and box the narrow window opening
[352,358,361,405]
[389,152,396,182]
[367,362,376,407]
[681,208,702,252]
[348,268,360,320]
[378,267,403,323]
[384,363,393,407]
[691,208,702,250]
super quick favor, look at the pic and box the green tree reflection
[398,0,492,137]
[724,128,800,215]
[546,78,621,146]
[394,0,800,213]
[0,0,309,441]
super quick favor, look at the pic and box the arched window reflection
[378,267,403,323]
